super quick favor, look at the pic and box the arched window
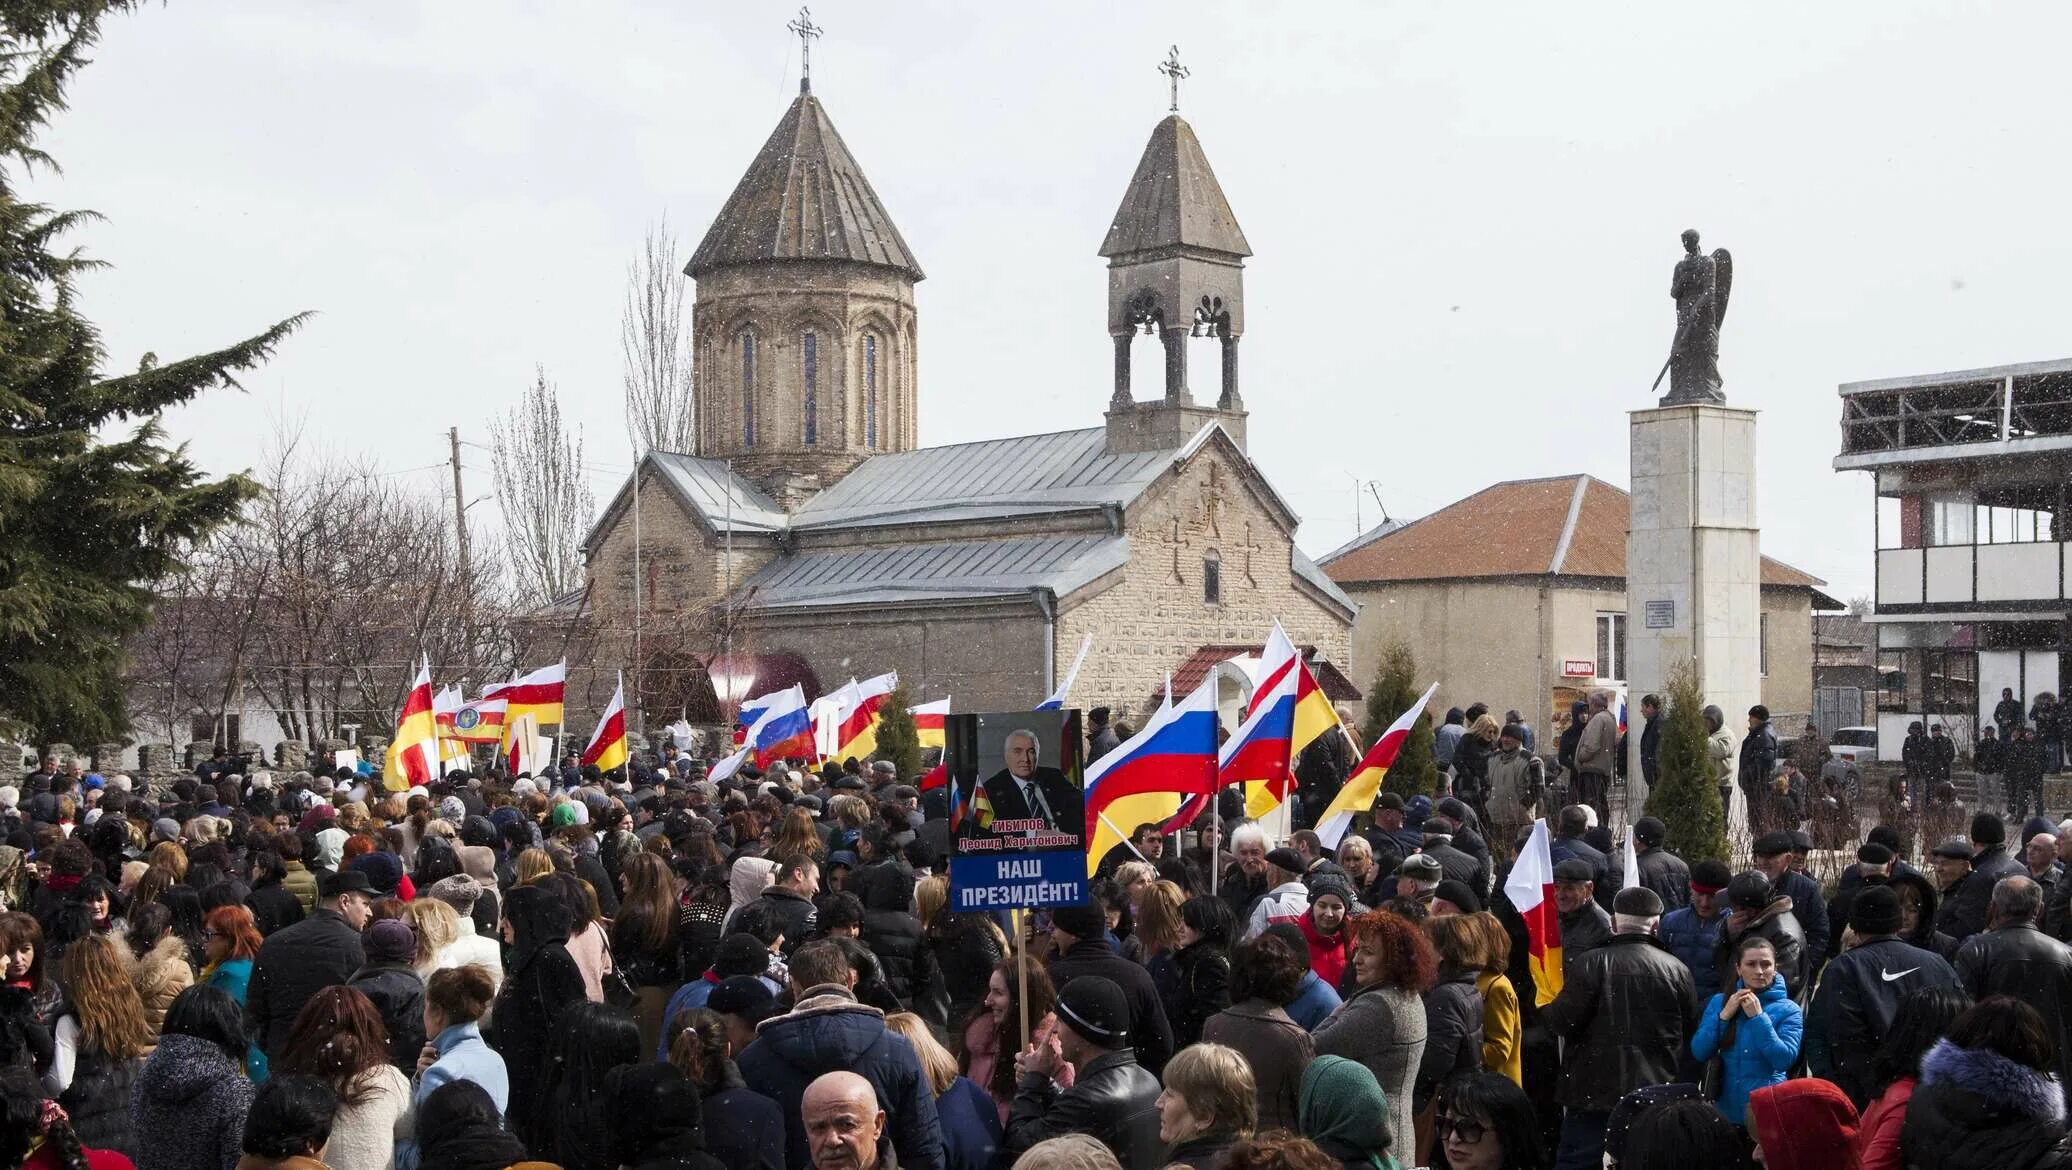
[739,332,756,447]
[1203,549,1222,605]
[863,331,879,451]
[802,331,818,445]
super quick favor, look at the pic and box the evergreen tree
[0,2,306,742]
[871,682,923,782]
[1364,639,1439,798]
[1645,661,1727,862]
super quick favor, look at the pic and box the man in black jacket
[1047,904,1173,1074]
[1946,813,2026,941]
[1955,875,2072,1110]
[1737,705,1779,812]
[1718,871,1806,998]
[1005,975,1163,1169]
[758,854,823,955]
[1539,886,1697,1170]
[1804,884,1960,1107]
[246,869,371,1058]
[1627,816,1691,912]
[1752,831,1829,978]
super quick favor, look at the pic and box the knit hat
[1433,880,1481,914]
[1613,886,1664,917]
[1868,824,1902,852]
[1297,1055,1392,1156]
[551,802,579,829]
[1727,871,1772,910]
[1500,723,1528,744]
[1746,1079,1860,1170]
[1605,1083,1704,1165]
[1752,831,1794,858]
[2024,815,2057,844]
[1049,903,1107,941]
[708,975,779,1025]
[1434,797,1472,824]
[1375,792,1405,813]
[364,918,417,966]
[1551,858,1594,884]
[427,874,482,913]
[1053,975,1129,1045]
[1748,704,1770,721]
[438,796,467,823]
[346,851,403,896]
[1850,885,1903,936]
[1971,812,2006,846]
[1689,859,1731,895]
[1306,873,1356,909]
[1632,816,1667,847]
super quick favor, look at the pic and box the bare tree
[492,367,594,609]
[622,217,696,457]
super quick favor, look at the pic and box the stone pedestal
[1625,404,1762,827]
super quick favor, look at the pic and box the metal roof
[737,533,1130,610]
[788,427,1177,530]
[583,452,789,552]
[686,94,924,280]
[1293,548,1358,614]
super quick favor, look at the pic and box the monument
[1626,229,1761,830]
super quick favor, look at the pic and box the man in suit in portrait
[978,728,1084,842]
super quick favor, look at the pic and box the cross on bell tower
[1158,45,1189,113]
[788,7,823,94]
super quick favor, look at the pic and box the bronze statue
[1653,229,1732,405]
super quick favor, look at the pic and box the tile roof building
[1319,475,1840,744]
[554,73,1355,737]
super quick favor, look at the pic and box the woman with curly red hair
[1311,910,1437,1159]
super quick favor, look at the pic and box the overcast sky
[34,1,2072,603]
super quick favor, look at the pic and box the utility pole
[448,427,471,586]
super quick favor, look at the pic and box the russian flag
[1083,677,1219,876]
[747,684,815,766]
[735,689,782,746]
[1315,680,1440,849]
[1037,634,1093,710]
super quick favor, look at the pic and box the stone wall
[748,599,1046,714]
[1058,438,1354,722]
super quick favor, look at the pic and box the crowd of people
[1,692,2071,1170]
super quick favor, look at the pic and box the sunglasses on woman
[1435,1115,1487,1144]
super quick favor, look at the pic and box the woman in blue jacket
[1691,933,1802,1123]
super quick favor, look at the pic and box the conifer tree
[871,682,923,783]
[1365,639,1439,797]
[0,2,307,742]
[1645,661,1728,863]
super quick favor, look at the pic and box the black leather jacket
[1947,846,2026,942]
[1006,1049,1164,1170]
[1539,932,1697,1112]
[1957,922,2072,1106]
[1718,897,1806,998]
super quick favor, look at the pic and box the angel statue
[1653,228,1733,405]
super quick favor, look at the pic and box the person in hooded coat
[345,920,425,1073]
[1901,995,2072,1170]
[411,1082,534,1170]
[606,1063,726,1170]
[485,884,585,1157]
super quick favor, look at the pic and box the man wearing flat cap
[1552,858,1611,976]
[1540,881,1696,1170]
[247,868,372,1059]
[1751,830,1830,979]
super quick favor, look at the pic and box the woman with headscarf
[721,856,780,933]
[485,884,584,1157]
[412,1082,530,1170]
[1298,1055,1400,1170]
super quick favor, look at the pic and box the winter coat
[1634,847,1693,912]
[736,985,945,1170]
[1049,938,1175,1074]
[1576,710,1619,777]
[1297,909,1349,990]
[1856,1075,1915,1170]
[1804,935,1959,1107]
[1691,977,1802,1123]
[395,1022,509,1170]
[1658,904,1727,1000]
[131,1034,255,1170]
[324,1064,413,1170]
[1776,867,1831,974]
[1285,970,1342,1032]
[1948,844,2028,942]
[1166,941,1230,1050]
[1707,729,1736,788]
[701,1080,786,1170]
[1451,734,1494,803]
[1005,1049,1162,1170]
[1557,900,1611,981]
[1718,896,1806,999]
[1202,1000,1314,1132]
[52,1025,139,1157]
[934,1075,1004,1170]
[129,934,193,1054]
[755,887,818,955]
[1956,922,2072,1110]
[1539,932,1699,1113]
[1417,966,1483,1112]
[486,885,586,1157]
[349,962,428,1073]
[924,912,1005,1030]
[247,879,305,938]
[280,862,319,914]
[1476,970,1521,1085]
[1483,749,1544,828]
[1738,723,1779,799]
[1312,983,1424,1159]
[246,909,366,1059]
[1244,880,1311,941]
[1901,1039,2072,1170]
[1161,1132,1241,1170]
[862,906,934,1010]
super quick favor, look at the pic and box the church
[563,50,1357,734]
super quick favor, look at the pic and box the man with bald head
[804,1072,889,1170]
[1955,874,2072,1110]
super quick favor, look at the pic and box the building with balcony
[1834,358,2072,756]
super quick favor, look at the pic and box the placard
[1644,600,1675,629]
[945,708,1087,910]
[1561,660,1596,677]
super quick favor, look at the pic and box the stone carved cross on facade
[789,7,823,94]
[1159,45,1190,113]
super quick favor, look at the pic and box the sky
[31,1,2072,604]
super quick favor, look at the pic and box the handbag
[1701,1012,1739,1099]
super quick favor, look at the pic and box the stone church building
[560,73,1355,733]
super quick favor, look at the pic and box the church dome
[687,92,924,281]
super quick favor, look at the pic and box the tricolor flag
[447,696,508,743]
[1037,634,1093,711]
[911,697,950,751]
[485,661,567,733]
[736,690,781,746]
[947,769,972,831]
[432,685,464,737]
[1083,677,1220,877]
[581,673,629,773]
[1314,681,1441,850]
[385,655,440,787]
[747,684,815,767]
[835,672,899,761]
[1504,819,1564,1006]
[1219,624,1342,820]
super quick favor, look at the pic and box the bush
[871,682,924,782]
[1644,660,1727,863]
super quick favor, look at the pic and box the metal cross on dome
[789,7,823,94]
[1158,45,1190,113]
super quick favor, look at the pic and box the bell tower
[1102,48,1251,455]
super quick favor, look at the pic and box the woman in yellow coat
[1467,911,1522,1085]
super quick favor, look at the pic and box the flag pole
[1097,811,1149,864]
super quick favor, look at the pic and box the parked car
[1828,726,1879,764]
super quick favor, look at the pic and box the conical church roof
[1100,114,1251,259]
[687,93,924,280]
